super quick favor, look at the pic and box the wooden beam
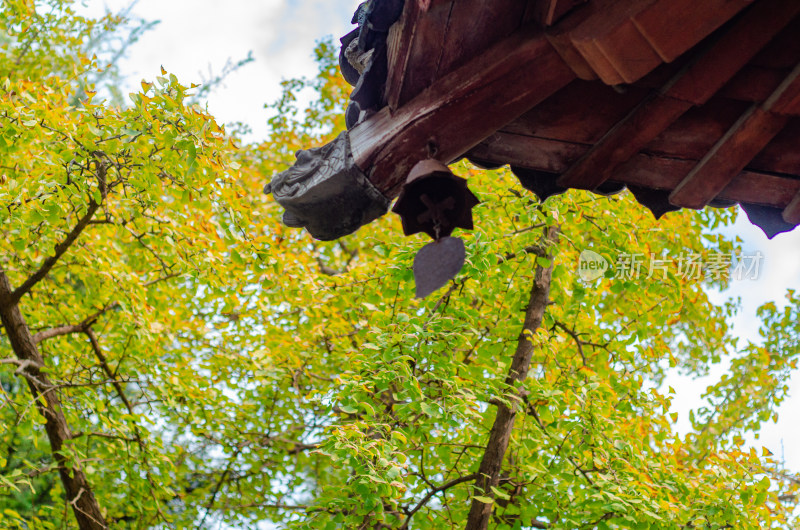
[668,5,800,105]
[384,0,527,110]
[383,0,416,110]
[637,65,800,109]
[774,88,800,115]
[546,0,655,84]
[503,80,650,143]
[767,62,800,114]
[616,97,800,174]
[433,0,527,80]
[531,0,587,26]
[618,157,800,209]
[752,120,800,175]
[556,0,800,190]
[467,131,589,173]
[631,0,753,63]
[783,191,800,224]
[351,26,576,196]
[641,98,750,159]
[668,107,789,208]
[547,0,754,85]
[464,132,800,209]
[576,17,662,84]
[561,94,691,185]
[669,61,800,209]
[636,16,800,107]
[501,80,800,165]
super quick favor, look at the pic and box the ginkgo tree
[1,2,799,529]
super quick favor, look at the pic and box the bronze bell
[391,159,480,241]
[392,160,480,298]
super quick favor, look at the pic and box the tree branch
[768,469,800,487]
[465,226,558,530]
[84,328,133,415]
[0,269,107,529]
[0,358,44,379]
[197,446,243,528]
[1,154,109,309]
[401,473,478,528]
[143,272,182,287]
[4,199,100,308]
[33,324,86,344]
[33,302,119,344]
[553,320,586,365]
[499,244,545,264]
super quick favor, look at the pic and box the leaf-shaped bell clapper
[391,160,480,298]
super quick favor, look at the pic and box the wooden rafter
[546,0,753,84]
[530,0,586,26]
[384,0,528,110]
[669,61,800,209]
[466,132,800,209]
[556,0,800,191]
[784,192,800,224]
[383,0,448,110]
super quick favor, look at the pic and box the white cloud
[79,0,361,140]
[668,211,800,468]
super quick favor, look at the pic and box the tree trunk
[465,227,557,530]
[0,270,107,529]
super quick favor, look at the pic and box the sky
[79,0,800,468]
[667,216,800,468]
[79,0,361,140]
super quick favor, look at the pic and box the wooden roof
[274,0,800,239]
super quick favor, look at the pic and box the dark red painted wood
[350,27,576,196]
[465,132,800,210]
[531,0,587,26]
[547,0,753,84]
[501,80,649,144]
[783,192,800,224]
[667,0,800,105]
[468,132,588,173]
[632,0,754,62]
[384,0,454,110]
[556,94,691,189]
[434,0,527,80]
[670,62,800,208]
[556,0,800,190]
[668,106,790,208]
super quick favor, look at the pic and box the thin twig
[33,302,120,344]
[402,473,479,528]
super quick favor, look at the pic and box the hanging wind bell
[391,160,480,298]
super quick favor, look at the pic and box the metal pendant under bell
[392,160,480,298]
